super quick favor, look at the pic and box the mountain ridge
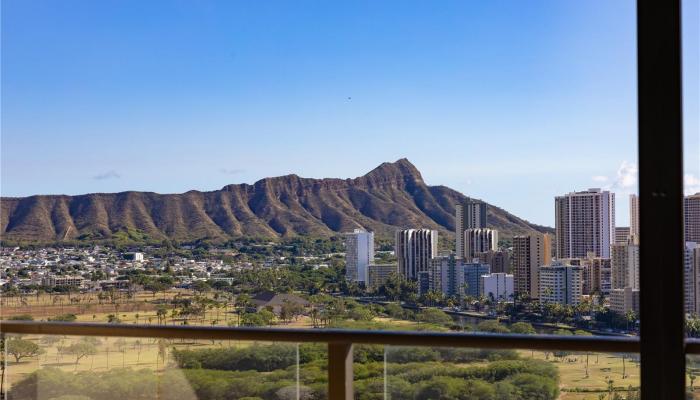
[0,159,552,243]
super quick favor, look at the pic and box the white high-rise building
[455,200,487,259]
[345,229,375,284]
[539,262,583,306]
[395,229,437,282]
[555,189,615,259]
[464,228,498,260]
[630,194,640,240]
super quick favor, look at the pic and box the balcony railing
[2,320,687,399]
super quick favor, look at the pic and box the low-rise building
[610,287,640,316]
[41,275,85,288]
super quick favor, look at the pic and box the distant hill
[0,159,552,244]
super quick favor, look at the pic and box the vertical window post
[637,0,685,398]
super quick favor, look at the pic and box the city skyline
[2,0,699,228]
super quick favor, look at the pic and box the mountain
[0,159,552,244]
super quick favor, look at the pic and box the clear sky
[2,0,698,227]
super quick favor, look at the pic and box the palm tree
[689,372,697,392]
[625,310,637,332]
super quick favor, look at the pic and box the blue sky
[2,0,698,227]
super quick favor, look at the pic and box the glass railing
[0,321,647,400]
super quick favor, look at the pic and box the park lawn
[518,350,640,398]
[4,335,257,389]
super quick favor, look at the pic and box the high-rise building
[431,255,462,296]
[615,227,631,244]
[686,193,700,243]
[395,229,437,281]
[455,200,487,259]
[539,262,583,306]
[481,273,514,301]
[464,262,491,298]
[367,264,398,290]
[345,229,374,284]
[430,256,490,298]
[610,240,640,290]
[610,287,640,316]
[512,233,551,298]
[464,228,498,260]
[476,249,511,273]
[630,194,640,239]
[564,252,611,295]
[555,189,615,259]
[684,242,700,315]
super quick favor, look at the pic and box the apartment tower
[539,262,583,306]
[345,229,375,284]
[686,193,700,243]
[455,200,487,259]
[464,228,498,260]
[630,194,640,239]
[555,189,615,259]
[395,229,438,281]
[512,233,551,298]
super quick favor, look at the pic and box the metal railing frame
[3,321,700,399]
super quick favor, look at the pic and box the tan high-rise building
[455,200,487,259]
[610,240,640,290]
[615,227,631,244]
[555,189,615,259]
[395,229,438,281]
[476,249,511,273]
[685,193,700,243]
[464,228,498,260]
[630,194,640,239]
[610,287,640,316]
[512,233,551,298]
[563,252,611,295]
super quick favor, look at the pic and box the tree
[7,314,34,321]
[191,280,211,294]
[477,320,510,333]
[156,306,168,324]
[348,305,374,321]
[106,314,121,324]
[417,308,453,326]
[689,372,697,392]
[65,341,98,366]
[48,314,77,322]
[279,300,304,323]
[6,339,43,362]
[510,322,536,334]
[574,329,594,377]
